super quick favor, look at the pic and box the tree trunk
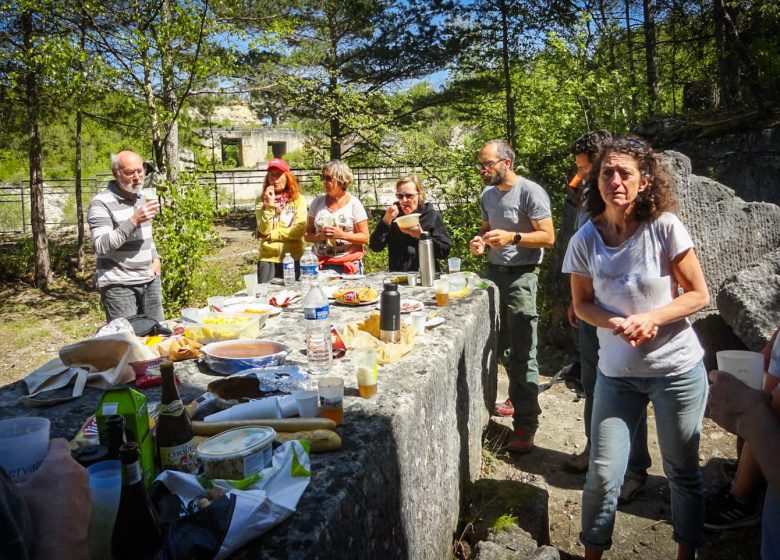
[22,11,51,289]
[642,0,658,116]
[75,110,85,270]
[624,0,638,125]
[713,0,739,107]
[161,0,179,181]
[499,0,517,149]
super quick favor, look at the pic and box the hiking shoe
[720,460,738,481]
[494,398,514,417]
[506,426,535,454]
[704,488,761,530]
[564,447,590,473]
[618,470,648,505]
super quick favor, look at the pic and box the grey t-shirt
[480,176,552,266]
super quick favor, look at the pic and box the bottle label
[305,305,330,321]
[301,264,318,276]
[123,461,143,485]
[283,261,294,270]
[159,440,197,473]
[159,400,184,416]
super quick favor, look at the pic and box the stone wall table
[0,274,499,559]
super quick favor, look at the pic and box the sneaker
[704,488,761,530]
[506,426,535,453]
[618,470,648,505]
[494,398,514,417]
[564,447,590,473]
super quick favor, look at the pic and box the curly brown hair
[584,136,677,222]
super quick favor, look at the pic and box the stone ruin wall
[544,149,780,368]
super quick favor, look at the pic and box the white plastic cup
[87,460,122,560]
[278,395,299,418]
[407,273,418,287]
[244,273,258,297]
[448,272,467,294]
[294,390,319,418]
[0,417,50,482]
[203,397,282,422]
[256,283,269,302]
[716,350,764,389]
[410,311,427,333]
[447,257,461,273]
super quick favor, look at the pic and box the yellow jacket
[255,194,306,262]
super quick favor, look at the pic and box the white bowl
[395,213,420,229]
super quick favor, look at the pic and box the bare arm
[481,216,555,249]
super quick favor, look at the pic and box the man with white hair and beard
[88,150,163,322]
[470,139,555,453]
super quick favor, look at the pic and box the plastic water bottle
[303,281,332,375]
[282,253,295,287]
[300,246,319,296]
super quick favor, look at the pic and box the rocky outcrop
[716,248,780,351]
[474,525,559,560]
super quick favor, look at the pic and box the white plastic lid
[196,426,276,461]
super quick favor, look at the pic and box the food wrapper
[148,335,203,361]
[341,311,417,364]
[333,285,378,304]
[269,290,301,308]
[69,403,161,449]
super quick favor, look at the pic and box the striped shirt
[88,181,159,289]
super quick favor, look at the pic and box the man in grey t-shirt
[469,139,555,453]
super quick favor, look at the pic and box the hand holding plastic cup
[0,417,50,482]
[447,257,461,273]
[715,350,764,389]
[87,460,122,560]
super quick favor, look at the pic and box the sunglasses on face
[395,193,417,200]
[321,174,334,181]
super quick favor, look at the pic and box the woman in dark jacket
[369,174,451,272]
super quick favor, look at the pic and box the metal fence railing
[0,166,425,235]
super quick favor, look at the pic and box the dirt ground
[0,219,761,559]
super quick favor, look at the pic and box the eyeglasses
[320,174,334,181]
[475,160,502,171]
[395,193,417,200]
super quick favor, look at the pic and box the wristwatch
[513,232,522,245]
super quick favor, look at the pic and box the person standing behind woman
[563,136,710,560]
[369,174,451,272]
[304,160,369,275]
[255,158,306,282]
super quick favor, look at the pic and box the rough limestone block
[716,248,780,350]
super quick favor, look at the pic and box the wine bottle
[105,414,126,460]
[156,361,197,473]
[112,442,162,560]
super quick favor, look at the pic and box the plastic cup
[256,283,269,302]
[434,278,449,307]
[203,397,282,422]
[0,417,50,482]
[407,273,418,287]
[447,257,461,273]
[278,395,299,418]
[87,460,122,560]
[244,273,258,296]
[716,350,764,389]
[448,272,467,295]
[318,377,344,425]
[294,390,319,418]
[410,311,427,334]
[354,348,378,398]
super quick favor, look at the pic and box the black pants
[257,260,300,283]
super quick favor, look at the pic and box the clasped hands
[610,313,659,347]
[469,229,513,255]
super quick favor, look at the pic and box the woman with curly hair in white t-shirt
[563,136,710,560]
[304,159,369,275]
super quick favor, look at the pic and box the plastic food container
[394,213,420,229]
[183,312,265,344]
[197,426,276,480]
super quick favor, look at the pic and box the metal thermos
[418,231,435,287]
[379,282,401,343]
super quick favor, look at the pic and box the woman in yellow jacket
[255,158,307,282]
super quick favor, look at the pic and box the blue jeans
[580,322,652,473]
[487,265,541,432]
[581,362,707,550]
[101,277,164,322]
[763,487,780,560]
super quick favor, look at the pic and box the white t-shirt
[769,334,780,378]
[562,212,704,378]
[308,194,368,257]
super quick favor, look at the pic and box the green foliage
[155,173,222,315]
[491,513,519,533]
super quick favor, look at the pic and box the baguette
[276,429,342,453]
[192,418,336,436]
